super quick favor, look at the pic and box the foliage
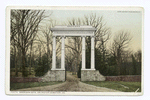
[35,53,51,77]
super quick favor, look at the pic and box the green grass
[83,81,141,92]
[10,81,63,90]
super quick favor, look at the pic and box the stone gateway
[42,26,105,82]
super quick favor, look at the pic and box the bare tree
[65,37,82,73]
[65,13,111,72]
[110,30,132,75]
[35,19,62,70]
[83,14,111,70]
[64,16,82,73]
[11,10,46,77]
[11,10,19,76]
[83,13,111,48]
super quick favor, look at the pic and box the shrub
[35,66,45,77]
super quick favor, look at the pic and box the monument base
[81,70,105,81]
[41,70,65,82]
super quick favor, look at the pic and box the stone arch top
[51,25,96,37]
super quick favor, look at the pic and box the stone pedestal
[81,70,106,81]
[41,70,65,82]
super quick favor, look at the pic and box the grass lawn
[10,81,63,90]
[83,81,141,92]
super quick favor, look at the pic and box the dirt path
[16,73,120,92]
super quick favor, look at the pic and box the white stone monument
[42,26,105,82]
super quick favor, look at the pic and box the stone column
[52,36,56,70]
[82,36,86,70]
[91,36,95,70]
[61,36,65,70]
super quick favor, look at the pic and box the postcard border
[5,6,144,95]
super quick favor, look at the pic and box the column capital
[81,35,86,38]
[61,35,66,39]
[52,36,56,38]
[90,35,95,38]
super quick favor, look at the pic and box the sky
[45,10,142,52]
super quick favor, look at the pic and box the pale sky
[45,10,142,52]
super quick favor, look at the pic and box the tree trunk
[18,48,22,72]
[22,48,26,77]
[29,43,33,75]
[14,46,18,77]
[102,40,105,71]
[117,49,121,75]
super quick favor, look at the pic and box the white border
[5,6,144,96]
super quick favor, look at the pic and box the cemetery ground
[10,71,141,92]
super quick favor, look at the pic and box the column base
[41,70,65,82]
[81,70,105,81]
